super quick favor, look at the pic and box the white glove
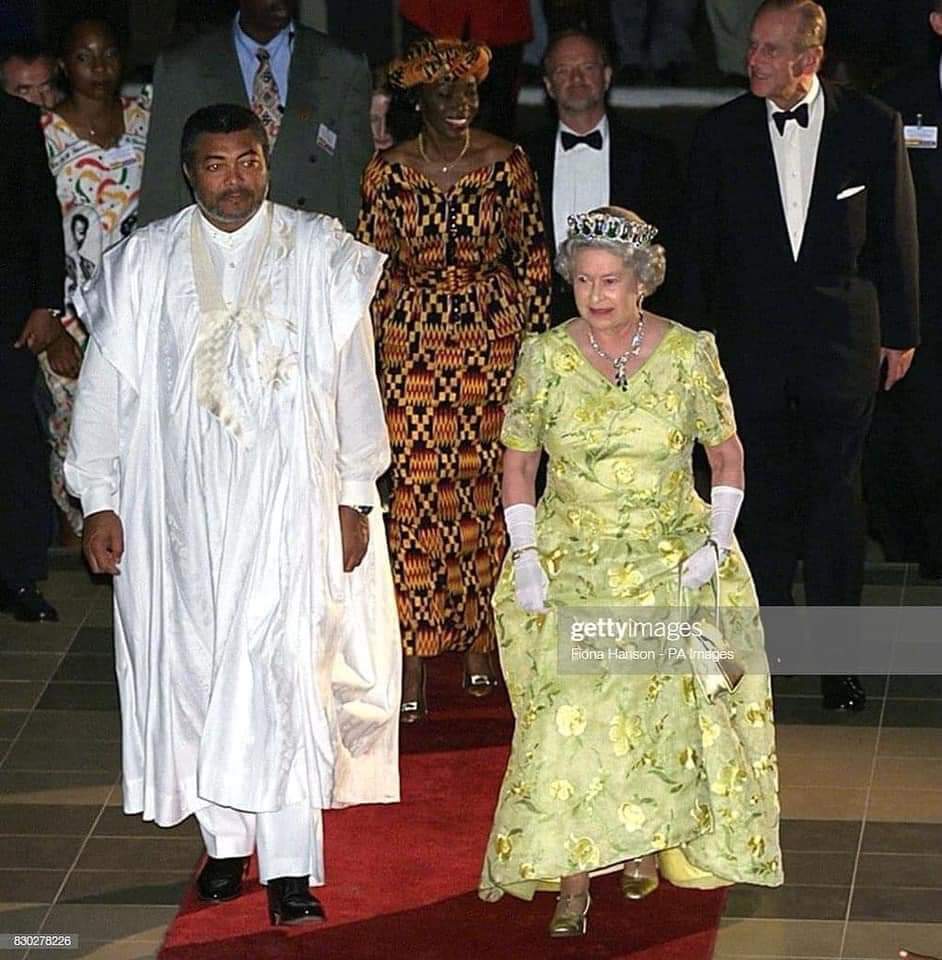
[681,485,744,591]
[505,503,549,613]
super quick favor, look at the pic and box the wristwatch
[354,505,372,516]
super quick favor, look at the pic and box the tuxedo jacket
[683,79,919,406]
[878,63,942,338]
[0,92,64,338]
[137,24,373,230]
[521,115,680,323]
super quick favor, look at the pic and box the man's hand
[881,347,915,390]
[14,308,65,355]
[339,506,370,572]
[83,510,124,575]
[45,332,83,378]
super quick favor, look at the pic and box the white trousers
[195,801,324,885]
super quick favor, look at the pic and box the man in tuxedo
[684,0,919,711]
[0,92,65,622]
[868,5,942,580]
[137,0,372,229]
[522,29,678,324]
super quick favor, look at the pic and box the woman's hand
[513,550,549,613]
[681,543,721,591]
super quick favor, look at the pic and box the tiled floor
[1,554,941,959]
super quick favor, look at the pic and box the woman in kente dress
[41,16,149,539]
[478,208,782,937]
[357,39,551,720]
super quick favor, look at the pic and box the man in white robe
[65,103,400,926]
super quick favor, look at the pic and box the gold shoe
[621,855,659,900]
[548,891,590,938]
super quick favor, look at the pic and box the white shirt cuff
[82,488,119,519]
[338,480,376,507]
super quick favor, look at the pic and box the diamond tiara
[566,212,658,248]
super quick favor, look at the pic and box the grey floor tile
[772,676,886,698]
[900,587,942,606]
[0,656,62,684]
[40,904,177,942]
[0,771,116,806]
[0,685,45,711]
[842,921,942,958]
[878,728,942,758]
[887,676,942,699]
[0,902,53,935]
[882,700,942,728]
[873,756,942,792]
[0,805,99,837]
[724,884,850,920]
[862,822,942,855]
[781,850,856,886]
[50,657,115,684]
[863,564,909,586]
[850,886,942,923]
[35,684,118,712]
[0,624,78,654]
[715,917,844,956]
[771,696,878,726]
[17,711,120,742]
[68,630,113,655]
[2,739,120,774]
[76,838,202,873]
[58,871,190,906]
[91,810,198,840]
[0,713,27,739]
[781,820,861,853]
[0,870,65,903]
[0,836,85,870]
[28,946,158,960]
[855,852,942,888]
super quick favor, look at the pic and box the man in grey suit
[138,0,372,230]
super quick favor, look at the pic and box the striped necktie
[251,48,282,147]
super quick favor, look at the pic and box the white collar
[233,13,294,55]
[766,73,821,121]
[198,200,269,250]
[557,114,609,144]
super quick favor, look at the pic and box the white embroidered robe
[65,203,401,827]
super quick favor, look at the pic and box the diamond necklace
[418,128,471,174]
[586,314,646,390]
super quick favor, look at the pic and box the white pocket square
[836,185,866,200]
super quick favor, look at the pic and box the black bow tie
[560,129,603,151]
[772,102,809,135]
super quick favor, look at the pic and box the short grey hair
[555,207,666,295]
[754,0,827,51]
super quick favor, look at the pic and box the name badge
[316,123,337,155]
[105,143,139,168]
[904,115,938,150]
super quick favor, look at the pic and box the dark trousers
[864,339,942,569]
[735,382,875,607]
[0,342,52,585]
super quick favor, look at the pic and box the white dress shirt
[767,73,824,261]
[233,14,294,106]
[553,116,610,249]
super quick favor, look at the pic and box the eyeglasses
[548,62,605,82]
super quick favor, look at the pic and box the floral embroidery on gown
[479,321,783,901]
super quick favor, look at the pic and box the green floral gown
[478,321,783,902]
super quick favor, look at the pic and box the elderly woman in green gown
[478,207,783,937]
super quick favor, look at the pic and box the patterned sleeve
[501,334,548,452]
[506,148,551,333]
[355,156,398,340]
[691,330,737,447]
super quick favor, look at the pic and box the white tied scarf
[189,205,273,446]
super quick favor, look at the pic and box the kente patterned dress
[41,93,150,534]
[479,321,783,901]
[357,146,551,657]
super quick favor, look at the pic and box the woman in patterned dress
[357,39,551,721]
[40,16,149,540]
[478,208,782,936]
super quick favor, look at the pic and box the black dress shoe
[0,583,59,623]
[197,856,247,902]
[821,675,866,712]
[266,876,325,926]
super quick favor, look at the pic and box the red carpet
[158,658,726,959]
